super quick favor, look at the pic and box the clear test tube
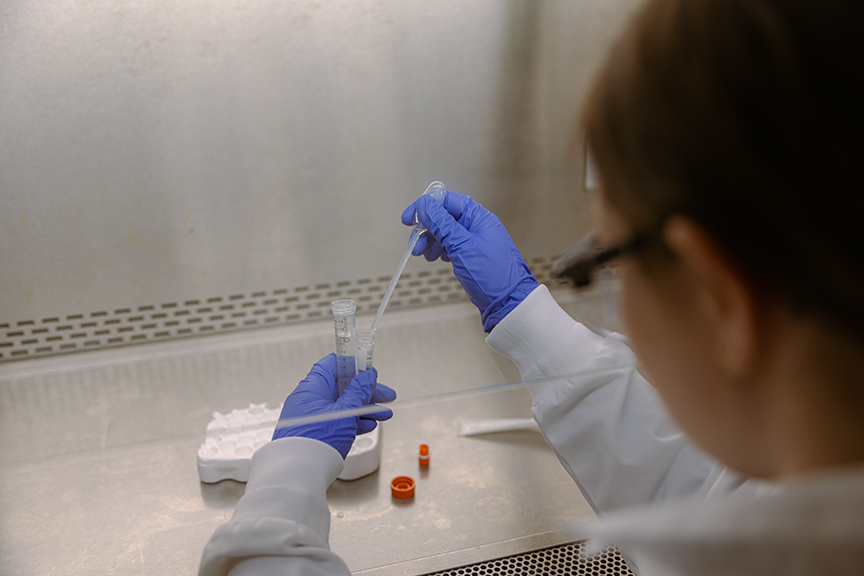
[356,329,375,373]
[332,300,357,395]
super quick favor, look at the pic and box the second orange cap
[391,476,415,499]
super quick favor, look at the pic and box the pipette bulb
[413,181,447,230]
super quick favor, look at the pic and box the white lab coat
[200,285,864,575]
[487,285,864,575]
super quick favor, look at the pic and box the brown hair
[583,0,864,337]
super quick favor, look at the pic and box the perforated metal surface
[0,256,564,362]
[422,542,634,576]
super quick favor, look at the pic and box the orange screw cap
[418,444,430,466]
[391,476,415,499]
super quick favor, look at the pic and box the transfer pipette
[369,181,446,335]
[457,418,540,436]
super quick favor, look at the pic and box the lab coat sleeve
[199,437,350,576]
[486,285,749,514]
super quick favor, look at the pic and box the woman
[200,1,864,574]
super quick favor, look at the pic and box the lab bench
[0,301,597,575]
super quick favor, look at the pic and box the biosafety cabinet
[0,1,643,574]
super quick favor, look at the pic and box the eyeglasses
[552,231,646,336]
[553,232,645,289]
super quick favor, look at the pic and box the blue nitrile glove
[272,353,397,459]
[401,190,539,332]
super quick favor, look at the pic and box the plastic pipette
[457,418,540,436]
[370,181,446,335]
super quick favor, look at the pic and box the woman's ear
[662,217,760,378]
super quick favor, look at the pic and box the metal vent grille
[0,256,565,362]
[421,541,634,576]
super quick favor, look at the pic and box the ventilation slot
[422,541,634,576]
[0,255,566,362]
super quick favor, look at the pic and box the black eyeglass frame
[553,233,646,289]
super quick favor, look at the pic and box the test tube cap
[391,476,415,499]
[418,444,430,466]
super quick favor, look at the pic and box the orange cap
[391,476,415,499]
[418,444,430,466]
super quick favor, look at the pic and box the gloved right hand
[401,190,538,332]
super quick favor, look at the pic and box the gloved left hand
[272,353,397,458]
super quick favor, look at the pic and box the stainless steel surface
[0,298,597,576]
[0,255,571,363]
[327,389,592,574]
[417,541,635,576]
[0,0,644,326]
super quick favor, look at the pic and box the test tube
[356,329,375,373]
[332,299,357,395]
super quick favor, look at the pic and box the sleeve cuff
[229,437,344,540]
[485,285,608,400]
[246,437,344,492]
